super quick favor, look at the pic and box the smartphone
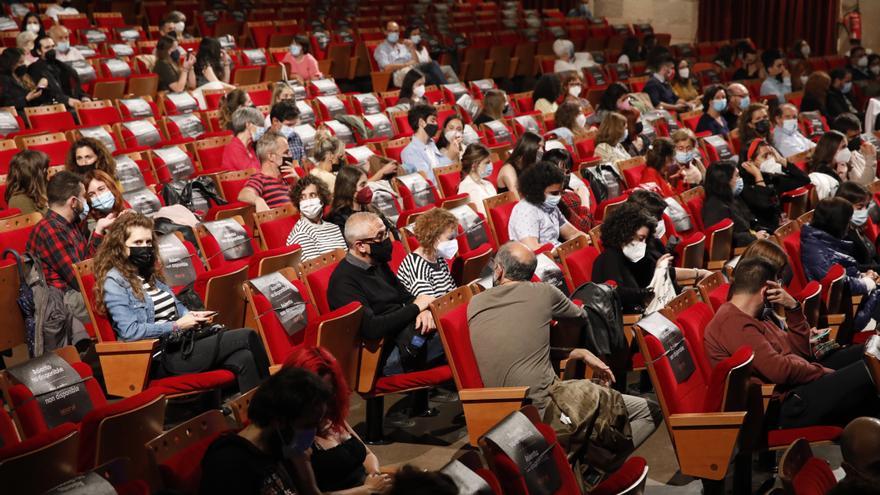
[198,310,219,318]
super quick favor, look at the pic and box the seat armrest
[95,339,159,398]
[668,412,747,481]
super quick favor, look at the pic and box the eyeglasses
[357,230,389,244]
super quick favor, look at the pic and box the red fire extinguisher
[844,9,862,43]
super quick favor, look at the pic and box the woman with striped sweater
[397,208,459,297]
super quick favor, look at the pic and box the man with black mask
[27,34,87,108]
[832,112,878,187]
[828,68,860,121]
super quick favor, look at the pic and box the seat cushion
[371,365,453,395]
[792,457,838,495]
[148,369,236,395]
[767,426,843,448]
[159,433,224,494]
[592,456,647,495]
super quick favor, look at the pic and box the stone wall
[593,0,699,45]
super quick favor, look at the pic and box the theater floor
[349,391,844,494]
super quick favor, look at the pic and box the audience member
[759,48,792,101]
[65,137,116,177]
[670,129,705,188]
[286,175,346,261]
[374,21,445,86]
[401,104,450,182]
[617,36,643,67]
[560,71,594,114]
[285,347,392,494]
[848,45,872,81]
[162,11,189,39]
[831,113,877,186]
[435,113,465,164]
[544,147,592,231]
[404,26,458,83]
[641,137,677,197]
[219,89,253,130]
[0,48,43,113]
[732,44,763,81]
[27,34,86,107]
[221,106,263,171]
[827,68,859,121]
[329,212,442,376]
[643,56,689,112]
[457,143,496,215]
[801,70,832,117]
[738,102,771,145]
[5,149,49,215]
[468,241,660,446]
[200,366,331,495]
[385,466,457,495]
[841,417,880,486]
[267,100,305,161]
[722,82,750,130]
[496,131,542,195]
[397,208,459,297]
[237,130,295,212]
[553,38,595,72]
[869,54,880,80]
[473,89,505,126]
[270,82,295,106]
[194,37,232,87]
[328,165,398,236]
[310,131,345,191]
[282,35,322,83]
[83,169,126,222]
[772,102,816,158]
[743,137,810,203]
[626,189,679,252]
[552,100,590,144]
[20,12,45,38]
[154,34,196,93]
[670,58,700,103]
[836,181,880,272]
[595,111,632,163]
[532,73,562,115]
[508,161,583,250]
[808,131,849,199]
[695,84,730,136]
[714,44,736,69]
[704,256,878,428]
[396,69,427,107]
[46,25,82,62]
[702,160,768,247]
[590,82,630,126]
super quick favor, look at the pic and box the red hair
[284,346,350,433]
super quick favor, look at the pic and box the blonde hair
[596,111,627,146]
[271,83,295,106]
[312,129,343,163]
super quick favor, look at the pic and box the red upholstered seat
[384,143,407,163]
[768,426,843,448]
[0,218,38,253]
[28,140,71,166]
[305,262,337,314]
[372,366,454,395]
[564,244,600,289]
[0,421,77,462]
[437,171,461,198]
[684,194,705,232]
[672,300,717,380]
[595,194,628,222]
[198,221,262,271]
[574,138,596,159]
[249,279,321,362]
[591,456,648,495]
[29,110,76,132]
[792,457,837,495]
[147,370,235,395]
[390,240,407,274]
[157,432,225,493]
[437,304,485,389]
[79,106,123,126]
[708,282,730,311]
[488,201,516,245]
[0,408,18,446]
[392,113,413,137]
[781,229,808,294]
[621,164,646,189]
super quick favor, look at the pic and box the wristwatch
[786,300,801,311]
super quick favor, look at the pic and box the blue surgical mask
[387,32,399,43]
[739,95,750,110]
[711,98,727,112]
[280,427,317,458]
[733,177,744,196]
[279,125,296,138]
[289,44,302,56]
[674,150,691,164]
[479,162,493,179]
[842,81,853,94]
[852,208,869,226]
[56,41,69,53]
[410,35,421,45]
[781,119,799,135]
[253,125,267,141]
[544,193,562,208]
[91,191,115,213]
[77,197,90,221]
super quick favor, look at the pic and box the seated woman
[640,137,677,197]
[4,149,48,215]
[836,181,880,272]
[282,35,323,83]
[456,143,496,215]
[626,189,689,256]
[219,89,253,131]
[434,113,465,164]
[310,131,346,192]
[744,137,811,195]
[544,147,592,232]
[670,129,705,190]
[702,160,769,247]
[397,208,459,297]
[194,37,233,88]
[285,347,392,495]
[594,112,631,163]
[508,161,583,250]
[737,138,805,233]
[560,71,594,115]
[531,74,562,115]
[200,366,331,495]
[84,169,126,224]
[553,38,595,73]
[588,82,630,126]
[670,58,701,104]
[327,165,398,239]
[801,197,880,330]
[809,130,851,199]
[154,34,196,93]
[95,212,270,393]
[473,89,506,126]
[287,175,347,261]
[695,84,730,136]
[551,101,590,145]
[496,131,542,196]
[396,69,427,108]
[65,137,116,177]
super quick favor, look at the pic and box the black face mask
[128,246,156,275]
[424,123,438,138]
[78,163,96,174]
[45,49,56,62]
[848,136,863,151]
[367,237,393,264]
[754,119,771,135]
[170,49,181,62]
[14,65,26,78]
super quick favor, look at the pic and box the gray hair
[256,130,285,161]
[553,39,574,59]
[231,107,264,134]
[496,241,537,281]
[344,211,381,246]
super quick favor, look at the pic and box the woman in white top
[397,208,459,298]
[532,74,562,115]
[552,38,595,73]
[457,143,497,215]
[286,175,347,261]
[594,111,632,164]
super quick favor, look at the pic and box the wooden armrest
[268,364,282,375]
[459,386,529,446]
[668,412,746,481]
[95,339,159,398]
[357,339,384,395]
[761,384,776,412]
[95,339,159,353]
[826,314,845,325]
[623,314,641,325]
[706,260,726,271]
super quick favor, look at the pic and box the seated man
[827,68,860,121]
[374,21,446,87]
[237,130,294,211]
[468,241,660,449]
[840,417,880,486]
[772,103,816,158]
[47,25,83,63]
[704,257,879,428]
[267,100,305,161]
[328,212,442,376]
[759,48,792,102]
[27,35,87,108]
[26,171,116,325]
[643,56,689,113]
[400,104,451,183]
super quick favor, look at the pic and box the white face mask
[654,219,666,239]
[436,239,458,259]
[26,23,40,34]
[835,147,852,165]
[679,68,690,79]
[622,240,647,263]
[568,85,582,98]
[413,85,425,98]
[299,197,323,220]
[575,113,587,128]
[858,55,869,68]
[872,65,880,76]
[174,21,185,34]
[801,45,811,58]
[444,129,461,144]
[782,118,799,135]
[543,193,561,208]
[759,157,783,175]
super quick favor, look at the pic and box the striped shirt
[397,252,457,298]
[286,217,347,261]
[243,173,291,209]
[143,280,178,322]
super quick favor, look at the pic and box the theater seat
[483,191,517,248]
[0,422,79,495]
[780,438,837,495]
[556,235,600,292]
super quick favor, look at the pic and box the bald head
[495,241,537,282]
[385,21,399,33]
[728,83,747,95]
[841,417,880,484]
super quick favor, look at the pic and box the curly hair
[284,346,350,435]
[94,212,165,315]
[218,89,250,130]
[83,169,125,219]
[600,202,656,249]
[291,173,332,206]
[554,101,583,132]
[65,137,116,177]
[413,207,458,257]
[518,161,565,205]
[5,149,48,210]
[531,73,562,106]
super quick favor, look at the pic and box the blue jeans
[382,332,445,376]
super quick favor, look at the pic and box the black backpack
[571,282,628,357]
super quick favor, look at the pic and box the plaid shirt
[288,132,305,161]
[561,190,593,233]
[26,210,101,291]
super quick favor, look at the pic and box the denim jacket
[103,267,189,341]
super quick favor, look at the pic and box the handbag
[157,323,225,375]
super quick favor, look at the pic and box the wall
[593,0,699,44]
[840,0,880,55]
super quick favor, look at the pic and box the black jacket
[800,224,869,295]
[845,225,880,272]
[702,194,758,248]
[591,246,676,313]
[26,58,84,106]
[826,88,858,121]
[0,73,32,113]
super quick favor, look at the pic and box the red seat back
[640,326,709,414]
[437,302,485,389]
[564,245,600,289]
[792,458,837,495]
[260,215,298,250]
[250,279,319,362]
[28,140,71,166]
[79,106,122,127]
[782,231,808,294]
[305,262,338,314]
[76,268,117,342]
[488,201,516,245]
[685,194,705,232]
[669,301,716,380]
[437,172,461,198]
[622,164,646,189]
[199,223,261,270]
[29,111,76,132]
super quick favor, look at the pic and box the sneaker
[429,388,459,403]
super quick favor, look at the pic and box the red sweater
[704,302,829,390]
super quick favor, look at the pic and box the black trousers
[156,328,271,393]
[779,344,879,428]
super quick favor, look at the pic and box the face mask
[252,125,266,142]
[91,191,115,212]
[622,240,647,263]
[387,32,399,43]
[843,81,853,94]
[76,197,89,221]
[78,162,96,174]
[711,98,727,112]
[170,48,181,62]
[654,219,666,239]
[679,68,689,79]
[674,150,691,164]
[543,193,561,208]
[619,128,628,143]
[617,98,632,111]
[444,130,461,144]
[754,119,770,135]
[128,245,155,274]
[413,85,425,98]
[280,427,316,458]
[849,136,863,151]
[299,197,323,220]
[479,161,493,178]
[174,22,185,34]
[575,113,587,128]
[852,208,870,226]
[355,186,373,205]
[739,95,750,110]
[45,49,56,62]
[289,44,302,56]
[782,118,799,135]
[568,85,582,98]
[423,122,438,138]
[733,177,744,196]
[279,125,296,139]
[801,45,811,58]
[14,65,26,77]
[835,147,852,164]
[56,41,69,53]
[410,35,421,45]
[436,239,458,259]
[759,157,783,175]
[872,65,880,76]
[858,55,869,68]
[26,23,40,34]
[368,237,393,263]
